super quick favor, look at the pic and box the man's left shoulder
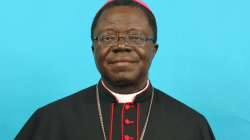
[153,88,206,121]
[147,88,216,139]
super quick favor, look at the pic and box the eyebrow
[127,29,146,35]
[127,29,141,32]
[99,28,145,35]
[100,28,116,33]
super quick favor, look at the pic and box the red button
[125,105,134,110]
[124,135,134,140]
[125,119,134,125]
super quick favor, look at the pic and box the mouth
[109,61,137,66]
[108,57,138,66]
[110,61,133,64]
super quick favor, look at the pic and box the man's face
[92,6,158,85]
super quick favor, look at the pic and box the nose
[112,36,132,52]
[117,36,126,44]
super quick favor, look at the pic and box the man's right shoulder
[37,84,97,113]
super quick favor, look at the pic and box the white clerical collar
[101,80,150,103]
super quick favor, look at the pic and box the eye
[129,35,143,41]
[134,37,139,40]
[101,35,116,42]
[104,37,111,41]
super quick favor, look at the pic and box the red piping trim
[121,104,125,140]
[137,103,140,140]
[109,103,114,140]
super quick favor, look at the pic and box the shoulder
[37,85,96,115]
[153,87,206,121]
[15,85,98,139]
[147,87,215,140]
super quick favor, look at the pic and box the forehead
[94,6,152,36]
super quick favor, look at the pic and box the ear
[152,43,158,58]
[91,45,95,55]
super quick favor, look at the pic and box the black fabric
[15,81,216,140]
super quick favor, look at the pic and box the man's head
[91,0,158,86]
[91,0,157,43]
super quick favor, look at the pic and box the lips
[109,61,135,64]
[108,58,137,64]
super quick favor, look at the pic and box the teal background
[1,0,250,139]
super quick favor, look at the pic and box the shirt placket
[122,103,140,140]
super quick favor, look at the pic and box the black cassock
[15,81,216,140]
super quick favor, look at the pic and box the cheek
[148,47,154,60]
[94,46,104,59]
[134,47,152,62]
[94,46,110,65]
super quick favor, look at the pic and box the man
[15,0,216,139]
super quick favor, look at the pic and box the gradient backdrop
[1,0,250,139]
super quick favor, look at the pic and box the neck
[101,77,148,95]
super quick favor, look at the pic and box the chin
[102,72,134,84]
[111,76,135,85]
[106,72,147,86]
